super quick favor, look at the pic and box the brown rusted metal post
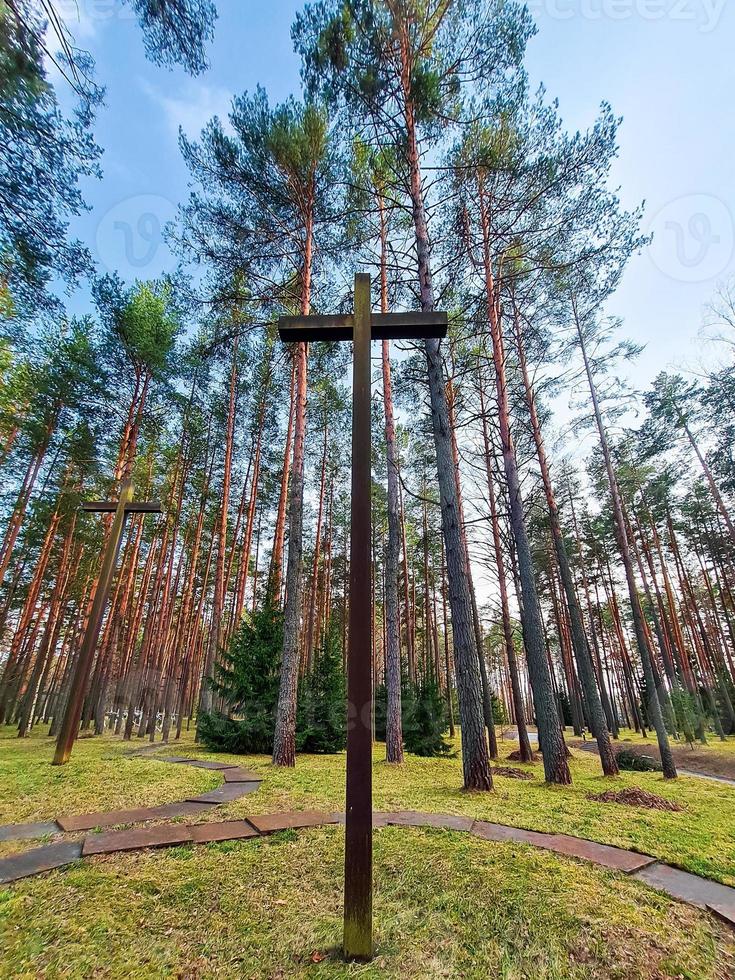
[277,278,447,962]
[343,272,373,961]
[53,480,160,766]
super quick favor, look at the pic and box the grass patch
[1,826,734,978]
[4,727,735,885]
[0,726,218,823]
[1,728,735,976]
[191,735,735,888]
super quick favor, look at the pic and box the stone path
[1,753,734,931]
[574,738,735,785]
[677,768,735,786]
[0,755,261,849]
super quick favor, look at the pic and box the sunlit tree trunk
[575,305,676,778]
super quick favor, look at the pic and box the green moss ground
[0,728,218,824]
[1,727,735,978]
[162,732,735,887]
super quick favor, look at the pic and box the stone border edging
[2,805,735,930]
[1,752,734,931]
[0,754,262,842]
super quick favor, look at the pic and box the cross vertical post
[343,272,373,961]
[53,479,161,766]
[277,274,446,962]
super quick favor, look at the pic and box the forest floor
[1,727,735,979]
[569,729,735,781]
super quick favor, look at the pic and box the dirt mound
[587,787,684,812]
[492,766,535,780]
[507,750,538,763]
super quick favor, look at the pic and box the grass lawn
[1,727,735,978]
[0,727,219,824]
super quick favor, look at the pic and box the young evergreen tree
[403,667,453,759]
[297,621,347,754]
[198,602,283,754]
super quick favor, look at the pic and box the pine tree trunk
[478,386,534,762]
[575,306,676,778]
[0,424,54,596]
[514,312,617,774]
[382,346,404,762]
[304,415,328,669]
[198,333,239,724]
[440,543,455,738]
[400,54,490,788]
[272,338,308,767]
[446,378,498,758]
[268,359,296,603]
[273,200,314,767]
[477,178,569,784]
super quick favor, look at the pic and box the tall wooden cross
[53,479,161,766]
[279,273,447,961]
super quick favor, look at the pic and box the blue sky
[58,0,735,390]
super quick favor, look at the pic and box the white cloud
[140,78,234,141]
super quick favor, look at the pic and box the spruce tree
[403,667,453,759]
[297,622,347,754]
[198,603,283,754]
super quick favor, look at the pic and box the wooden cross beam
[278,273,447,962]
[80,501,162,514]
[53,479,162,766]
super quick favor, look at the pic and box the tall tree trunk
[198,332,239,725]
[478,380,534,762]
[477,176,569,784]
[513,310,617,774]
[440,542,455,738]
[304,413,328,669]
[379,195,404,762]
[273,199,314,767]
[268,359,296,603]
[0,422,54,596]
[400,45,491,788]
[446,377,498,758]
[575,303,676,778]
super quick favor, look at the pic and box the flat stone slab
[633,862,735,910]
[0,820,60,842]
[222,768,262,783]
[151,801,216,819]
[58,799,216,832]
[83,824,193,856]
[186,782,260,805]
[471,821,545,844]
[247,811,340,834]
[189,820,260,844]
[383,811,475,833]
[707,902,735,928]
[471,822,654,873]
[176,760,238,771]
[541,834,655,873]
[155,756,194,764]
[58,806,170,832]
[0,841,83,884]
